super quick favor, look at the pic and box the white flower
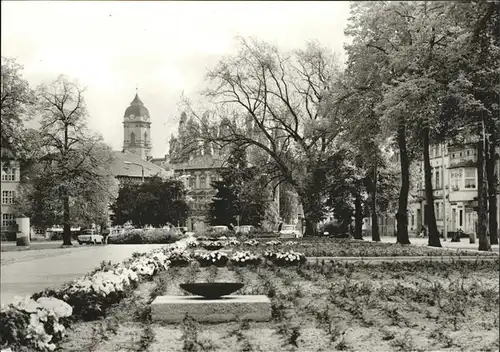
[52,321,65,334]
[12,297,40,313]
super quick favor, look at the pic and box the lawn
[57,258,499,352]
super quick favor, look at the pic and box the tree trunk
[62,187,72,246]
[300,189,320,237]
[486,133,498,245]
[303,218,318,237]
[423,127,441,247]
[477,137,491,251]
[371,163,380,242]
[354,193,363,240]
[396,124,411,244]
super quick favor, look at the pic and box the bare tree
[183,37,350,236]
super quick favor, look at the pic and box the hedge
[107,228,183,244]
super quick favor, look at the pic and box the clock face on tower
[128,114,135,120]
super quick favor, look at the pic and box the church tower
[123,91,152,160]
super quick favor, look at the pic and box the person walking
[101,225,110,244]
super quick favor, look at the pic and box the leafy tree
[28,75,117,245]
[208,144,270,227]
[442,1,499,249]
[14,142,118,231]
[1,57,35,162]
[343,1,418,244]
[184,37,350,236]
[112,176,189,228]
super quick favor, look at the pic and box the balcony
[449,155,476,169]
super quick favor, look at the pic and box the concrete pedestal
[151,295,271,323]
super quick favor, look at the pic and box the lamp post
[124,161,144,182]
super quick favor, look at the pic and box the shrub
[321,222,349,238]
[108,228,182,244]
[1,231,16,241]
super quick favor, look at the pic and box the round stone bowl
[180,282,244,299]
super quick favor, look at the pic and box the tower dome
[122,91,152,160]
[124,93,150,119]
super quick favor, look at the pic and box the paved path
[377,236,500,253]
[1,244,165,305]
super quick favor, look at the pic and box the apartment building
[1,162,21,239]
[408,142,500,237]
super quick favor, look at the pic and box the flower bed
[205,237,498,257]
[1,297,72,351]
[243,239,259,246]
[202,241,225,251]
[194,251,229,267]
[165,248,192,267]
[264,250,307,266]
[68,258,497,352]
[230,251,262,266]
[0,237,191,351]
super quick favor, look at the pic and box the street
[1,243,165,305]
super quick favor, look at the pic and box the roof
[124,93,150,118]
[111,150,173,178]
[170,155,224,171]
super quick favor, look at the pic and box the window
[1,168,17,181]
[200,176,206,189]
[130,132,136,144]
[2,191,15,204]
[189,176,196,189]
[435,203,440,221]
[1,213,15,227]
[464,168,476,189]
[459,209,463,227]
[435,167,440,189]
[431,169,435,189]
[450,169,462,190]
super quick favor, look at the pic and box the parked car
[174,227,188,234]
[235,225,255,234]
[210,225,229,233]
[77,229,103,245]
[279,224,301,239]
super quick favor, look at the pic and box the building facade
[123,92,152,160]
[407,142,500,237]
[1,162,20,239]
[157,112,224,231]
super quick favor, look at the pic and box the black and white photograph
[1,1,499,351]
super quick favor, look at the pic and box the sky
[2,1,352,158]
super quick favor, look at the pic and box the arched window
[144,131,148,142]
[130,132,136,144]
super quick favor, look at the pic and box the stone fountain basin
[180,282,244,299]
